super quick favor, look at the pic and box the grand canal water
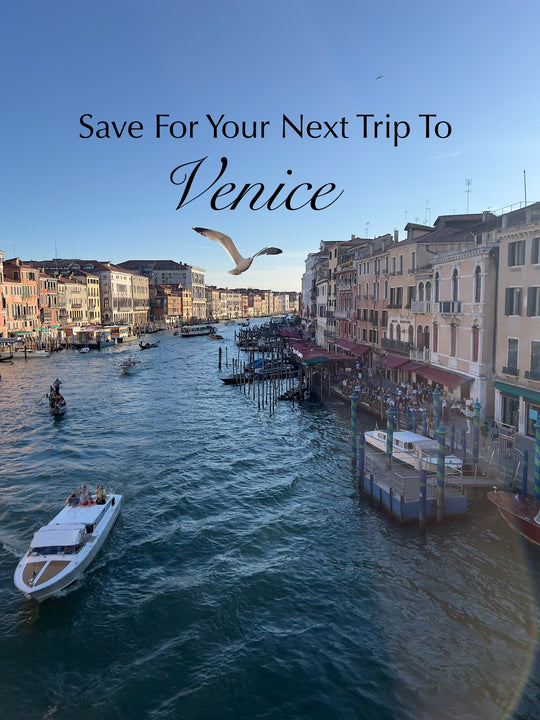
[0,322,539,720]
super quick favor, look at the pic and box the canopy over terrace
[400,360,472,389]
[332,340,371,357]
[287,340,351,366]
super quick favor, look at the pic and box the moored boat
[180,324,215,337]
[364,429,462,472]
[14,490,122,602]
[139,340,160,349]
[487,489,540,545]
[12,348,51,359]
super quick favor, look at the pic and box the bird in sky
[375,74,384,80]
[192,227,283,275]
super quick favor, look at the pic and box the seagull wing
[192,227,245,266]
[252,247,283,259]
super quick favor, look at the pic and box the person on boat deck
[79,485,91,505]
[66,491,79,506]
[95,484,106,504]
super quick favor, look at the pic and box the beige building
[220,289,241,318]
[205,287,221,320]
[430,241,498,410]
[130,272,150,329]
[73,271,101,325]
[58,275,88,325]
[494,203,540,437]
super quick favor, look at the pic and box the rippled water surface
[0,324,539,720]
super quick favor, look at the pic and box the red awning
[384,354,409,369]
[415,365,472,389]
[333,340,371,356]
[287,340,350,363]
[400,361,424,372]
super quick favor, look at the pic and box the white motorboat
[364,429,462,472]
[14,492,122,602]
[119,357,142,374]
[180,324,215,337]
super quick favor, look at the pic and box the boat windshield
[30,541,84,556]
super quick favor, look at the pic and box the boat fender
[111,497,115,506]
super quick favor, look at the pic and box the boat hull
[50,403,67,416]
[487,491,540,545]
[14,494,122,602]
[12,349,51,359]
[120,360,141,374]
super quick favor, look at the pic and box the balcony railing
[410,348,430,362]
[411,300,432,314]
[334,310,349,319]
[436,300,462,314]
[382,337,411,353]
[502,366,519,377]
[525,370,540,381]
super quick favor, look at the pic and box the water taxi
[14,492,122,602]
[364,429,462,472]
[180,324,215,337]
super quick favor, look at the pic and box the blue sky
[2,0,539,291]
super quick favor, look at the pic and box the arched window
[389,323,394,340]
[424,325,430,350]
[416,326,424,349]
[450,323,457,357]
[451,269,459,302]
[426,281,432,302]
[433,322,438,352]
[418,282,425,301]
[471,325,479,362]
[474,266,481,303]
[434,273,440,303]
[396,324,401,341]
[408,325,414,344]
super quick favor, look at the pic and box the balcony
[382,337,411,353]
[502,366,519,377]
[335,310,350,319]
[525,370,540,381]
[436,300,462,314]
[411,300,432,314]
[410,348,430,362]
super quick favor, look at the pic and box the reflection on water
[0,325,538,720]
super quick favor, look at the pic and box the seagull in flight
[192,227,283,275]
[375,74,384,80]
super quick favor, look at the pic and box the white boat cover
[31,524,86,549]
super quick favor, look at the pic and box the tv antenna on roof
[465,179,472,213]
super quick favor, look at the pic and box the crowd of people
[334,360,493,440]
